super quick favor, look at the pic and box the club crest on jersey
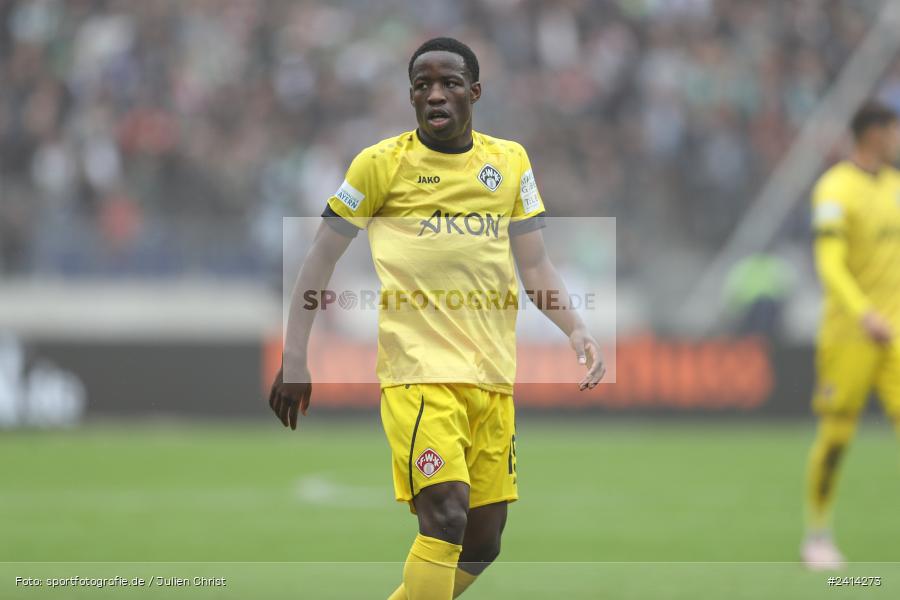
[414,447,444,478]
[477,164,503,192]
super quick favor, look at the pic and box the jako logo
[417,175,440,184]
[418,209,502,237]
[415,447,444,477]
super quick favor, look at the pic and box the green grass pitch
[2,418,899,598]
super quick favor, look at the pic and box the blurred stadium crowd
[1,0,898,285]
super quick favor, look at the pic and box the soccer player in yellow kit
[803,101,900,570]
[268,38,605,598]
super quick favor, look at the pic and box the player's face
[409,51,481,145]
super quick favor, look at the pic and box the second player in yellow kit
[803,101,900,570]
[811,159,900,417]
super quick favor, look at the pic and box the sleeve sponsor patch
[520,169,540,213]
[813,201,843,226]
[334,179,364,211]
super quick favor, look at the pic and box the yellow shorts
[380,383,518,512]
[813,340,900,418]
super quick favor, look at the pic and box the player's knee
[415,484,470,542]
[431,501,468,541]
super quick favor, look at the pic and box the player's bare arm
[269,221,353,429]
[511,227,605,390]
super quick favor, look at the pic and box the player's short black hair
[408,37,479,83]
[851,101,897,139]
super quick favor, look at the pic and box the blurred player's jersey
[323,130,546,393]
[812,161,900,342]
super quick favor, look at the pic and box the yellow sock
[453,568,478,598]
[387,568,478,600]
[805,415,857,532]
[399,533,462,600]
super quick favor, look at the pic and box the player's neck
[850,148,883,176]
[416,128,473,154]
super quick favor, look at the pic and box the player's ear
[409,85,414,106]
[470,81,481,104]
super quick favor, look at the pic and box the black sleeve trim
[509,212,547,237]
[321,205,361,238]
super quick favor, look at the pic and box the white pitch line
[293,474,394,508]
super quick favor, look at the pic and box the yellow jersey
[323,129,546,393]
[812,160,900,342]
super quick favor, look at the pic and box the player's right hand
[861,311,893,344]
[268,365,312,430]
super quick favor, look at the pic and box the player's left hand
[570,327,605,390]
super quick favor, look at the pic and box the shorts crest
[414,447,445,477]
